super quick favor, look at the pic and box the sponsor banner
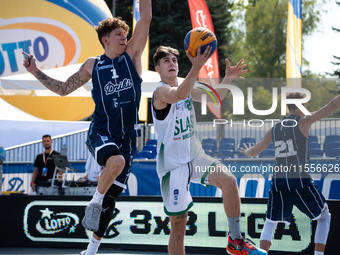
[22,198,310,252]
[0,0,111,77]
[1,196,339,253]
[188,0,221,119]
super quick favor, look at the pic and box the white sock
[90,188,104,205]
[85,235,101,255]
[315,251,323,255]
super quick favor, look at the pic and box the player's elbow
[177,93,188,101]
[140,9,152,24]
[143,14,152,24]
[59,92,68,97]
[329,97,340,111]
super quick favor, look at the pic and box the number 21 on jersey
[274,139,297,158]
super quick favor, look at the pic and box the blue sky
[303,0,340,77]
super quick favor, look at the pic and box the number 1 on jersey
[111,68,119,79]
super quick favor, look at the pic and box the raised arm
[300,94,340,131]
[126,0,152,75]
[191,58,247,102]
[23,53,93,96]
[239,129,272,158]
[154,46,212,107]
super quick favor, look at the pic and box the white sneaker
[81,203,102,232]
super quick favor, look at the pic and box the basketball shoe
[81,202,102,232]
[227,236,267,255]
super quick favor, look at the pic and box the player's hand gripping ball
[184,27,217,57]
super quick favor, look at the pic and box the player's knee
[170,222,186,237]
[216,173,237,191]
[169,214,187,236]
[319,206,331,222]
[315,206,331,245]
[317,206,331,228]
[106,155,125,173]
[209,164,236,188]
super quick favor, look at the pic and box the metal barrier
[5,118,340,163]
[5,129,89,163]
[149,118,340,150]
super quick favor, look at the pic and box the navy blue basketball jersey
[89,52,142,139]
[271,115,313,191]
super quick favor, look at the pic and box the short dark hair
[286,92,306,111]
[95,17,129,48]
[153,46,180,67]
[42,134,51,140]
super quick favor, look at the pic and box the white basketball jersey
[152,82,201,174]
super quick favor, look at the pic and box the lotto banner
[0,0,112,77]
[188,0,221,119]
[286,0,302,87]
[0,0,112,120]
[2,195,339,254]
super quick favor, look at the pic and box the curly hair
[95,17,129,48]
[286,92,306,111]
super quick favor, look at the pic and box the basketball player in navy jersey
[239,92,340,255]
[23,1,151,254]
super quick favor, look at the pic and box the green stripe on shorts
[164,201,194,216]
[201,161,220,185]
[161,171,171,200]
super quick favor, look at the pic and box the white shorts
[159,149,220,216]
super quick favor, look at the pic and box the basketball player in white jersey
[152,45,266,255]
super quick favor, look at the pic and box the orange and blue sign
[0,0,112,77]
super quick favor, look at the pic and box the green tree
[330,1,340,77]
[229,0,325,78]
[105,0,233,78]
[303,78,340,117]
[149,0,233,78]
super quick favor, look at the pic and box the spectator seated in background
[31,134,62,195]
[78,152,103,186]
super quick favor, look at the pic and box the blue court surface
[0,247,207,255]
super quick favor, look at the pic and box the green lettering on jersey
[186,116,191,131]
[190,114,194,129]
[174,117,180,136]
[185,98,192,111]
[180,118,187,133]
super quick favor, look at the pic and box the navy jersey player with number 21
[239,92,340,255]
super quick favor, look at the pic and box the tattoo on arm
[35,63,88,96]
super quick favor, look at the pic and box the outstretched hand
[186,45,212,70]
[22,52,38,73]
[239,143,253,157]
[225,58,248,80]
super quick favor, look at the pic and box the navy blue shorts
[86,132,136,188]
[266,183,326,224]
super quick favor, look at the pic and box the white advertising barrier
[23,199,311,252]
